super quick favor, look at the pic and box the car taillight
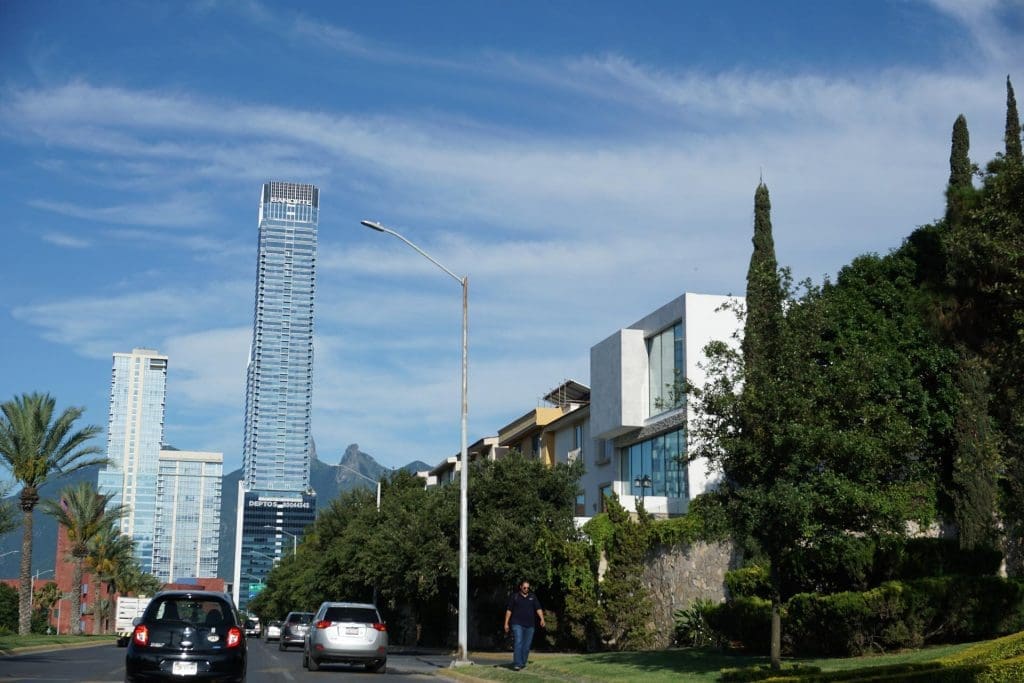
[371,623,387,632]
[226,627,242,648]
[132,624,149,646]
[315,620,332,629]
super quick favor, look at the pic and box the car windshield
[288,613,313,624]
[323,607,379,623]
[151,598,232,627]
[245,619,256,628]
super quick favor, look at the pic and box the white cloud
[41,231,91,249]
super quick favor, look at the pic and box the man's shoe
[512,666,521,671]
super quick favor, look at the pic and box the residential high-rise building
[152,449,223,583]
[233,181,319,609]
[97,348,168,574]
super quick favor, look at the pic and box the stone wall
[641,540,740,648]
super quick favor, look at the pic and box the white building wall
[581,292,742,519]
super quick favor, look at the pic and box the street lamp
[262,526,297,556]
[634,474,653,505]
[29,569,55,612]
[336,462,383,511]
[360,219,471,665]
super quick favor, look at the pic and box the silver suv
[279,611,313,650]
[303,602,387,673]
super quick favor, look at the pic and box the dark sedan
[125,590,246,683]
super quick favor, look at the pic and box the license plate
[345,626,359,635]
[172,661,198,676]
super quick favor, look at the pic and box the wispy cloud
[29,194,218,229]
[41,231,91,248]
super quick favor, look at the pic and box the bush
[783,577,1024,657]
[673,598,721,647]
[707,596,773,653]
[874,537,1003,582]
[726,565,772,600]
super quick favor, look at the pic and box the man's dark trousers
[511,623,534,669]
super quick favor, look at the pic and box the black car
[125,590,246,683]
[279,611,314,650]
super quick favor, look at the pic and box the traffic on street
[0,639,471,682]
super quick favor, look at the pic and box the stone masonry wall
[641,540,740,648]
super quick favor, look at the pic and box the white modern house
[425,291,742,521]
[577,292,742,518]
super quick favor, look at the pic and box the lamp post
[634,474,653,505]
[336,462,383,511]
[29,569,54,612]
[262,526,297,556]
[360,219,471,665]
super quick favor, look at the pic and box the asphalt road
[0,638,483,682]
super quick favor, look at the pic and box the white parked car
[265,620,282,641]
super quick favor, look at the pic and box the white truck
[115,595,151,646]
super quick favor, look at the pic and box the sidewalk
[0,637,116,657]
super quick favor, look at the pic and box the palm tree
[0,392,105,635]
[87,524,134,634]
[42,481,125,635]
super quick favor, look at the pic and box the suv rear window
[287,612,313,624]
[323,607,379,623]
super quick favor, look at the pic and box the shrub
[874,537,1003,582]
[673,598,721,647]
[726,565,772,600]
[707,596,773,653]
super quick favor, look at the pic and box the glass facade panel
[648,322,684,416]
[96,349,167,574]
[236,182,320,610]
[621,428,688,499]
[152,452,222,583]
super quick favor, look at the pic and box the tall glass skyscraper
[233,181,319,610]
[97,348,168,575]
[152,449,222,583]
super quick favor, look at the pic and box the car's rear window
[150,597,234,627]
[288,612,313,623]
[323,607,380,623]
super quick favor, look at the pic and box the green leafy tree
[87,524,135,633]
[950,354,1001,549]
[945,81,1024,565]
[0,582,18,632]
[946,114,976,226]
[42,481,125,635]
[1005,76,1022,169]
[33,581,61,633]
[596,496,653,650]
[0,392,105,634]
[691,185,941,669]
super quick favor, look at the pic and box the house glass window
[575,494,586,516]
[648,322,684,416]
[619,428,687,499]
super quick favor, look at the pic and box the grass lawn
[0,633,117,654]
[448,642,977,683]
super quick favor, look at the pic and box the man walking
[503,580,544,671]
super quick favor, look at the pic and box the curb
[0,638,117,657]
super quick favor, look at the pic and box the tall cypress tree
[742,183,785,379]
[946,115,973,225]
[951,352,1000,550]
[740,182,788,669]
[1006,76,1022,168]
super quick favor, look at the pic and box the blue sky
[0,0,1021,475]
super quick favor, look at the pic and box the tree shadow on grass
[544,648,770,679]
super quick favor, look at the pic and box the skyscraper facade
[97,348,168,574]
[152,449,223,583]
[233,181,319,609]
